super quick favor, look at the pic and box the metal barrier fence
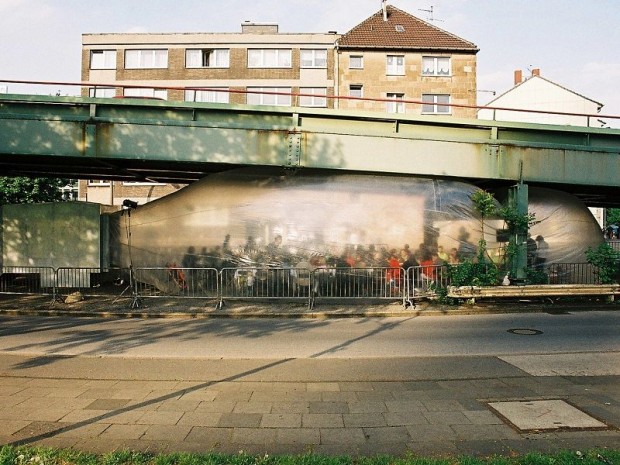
[134,267,219,299]
[0,263,616,306]
[0,266,56,295]
[220,267,316,307]
[313,267,406,304]
[55,267,127,297]
[407,265,450,299]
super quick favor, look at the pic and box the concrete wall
[2,202,103,269]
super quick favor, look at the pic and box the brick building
[336,4,478,118]
[79,2,478,205]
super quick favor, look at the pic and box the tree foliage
[607,208,620,227]
[0,177,70,205]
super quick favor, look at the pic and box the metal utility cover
[488,400,607,431]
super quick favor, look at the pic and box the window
[299,88,327,107]
[90,50,116,69]
[349,85,363,98]
[124,88,168,100]
[185,88,230,103]
[88,87,116,98]
[122,181,165,186]
[386,93,405,114]
[247,49,292,68]
[88,180,110,186]
[386,55,405,75]
[349,55,363,69]
[422,94,451,114]
[300,49,327,68]
[186,49,230,68]
[125,49,168,69]
[247,87,292,106]
[422,56,451,76]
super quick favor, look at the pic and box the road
[0,310,618,360]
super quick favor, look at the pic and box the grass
[0,447,619,465]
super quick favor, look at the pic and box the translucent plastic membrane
[109,169,602,285]
[528,187,603,264]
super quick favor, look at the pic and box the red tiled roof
[337,5,478,52]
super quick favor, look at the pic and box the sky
[1,0,619,126]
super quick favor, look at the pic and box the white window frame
[123,88,168,100]
[88,180,110,186]
[299,88,327,107]
[122,181,166,186]
[300,49,327,68]
[247,87,292,106]
[349,85,363,98]
[185,88,230,103]
[422,56,451,76]
[186,49,230,68]
[88,87,116,98]
[90,50,116,70]
[349,55,364,69]
[422,94,451,114]
[125,49,168,69]
[386,55,405,75]
[386,93,405,114]
[247,49,292,68]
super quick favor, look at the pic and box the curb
[0,301,617,319]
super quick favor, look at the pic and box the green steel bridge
[1,93,619,207]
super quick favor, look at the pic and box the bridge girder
[1,94,619,207]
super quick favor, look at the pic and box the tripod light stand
[113,199,142,309]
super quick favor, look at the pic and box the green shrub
[586,242,620,284]
[447,260,499,287]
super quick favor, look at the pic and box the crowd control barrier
[0,266,56,295]
[0,263,615,309]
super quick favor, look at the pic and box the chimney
[532,68,540,77]
[241,22,279,34]
[514,69,523,85]
[382,0,388,21]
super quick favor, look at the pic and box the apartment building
[81,23,338,106]
[79,3,478,205]
[336,4,479,118]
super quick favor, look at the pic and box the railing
[55,267,127,297]
[220,267,316,308]
[407,265,450,299]
[546,263,601,285]
[134,267,219,299]
[0,266,56,295]
[608,240,620,252]
[1,263,617,308]
[3,78,620,125]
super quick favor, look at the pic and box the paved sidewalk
[0,354,618,457]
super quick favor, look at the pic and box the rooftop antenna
[419,5,444,22]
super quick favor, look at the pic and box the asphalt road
[0,310,617,360]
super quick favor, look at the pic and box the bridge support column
[508,183,529,282]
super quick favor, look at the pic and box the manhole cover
[507,328,543,335]
[488,400,607,431]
